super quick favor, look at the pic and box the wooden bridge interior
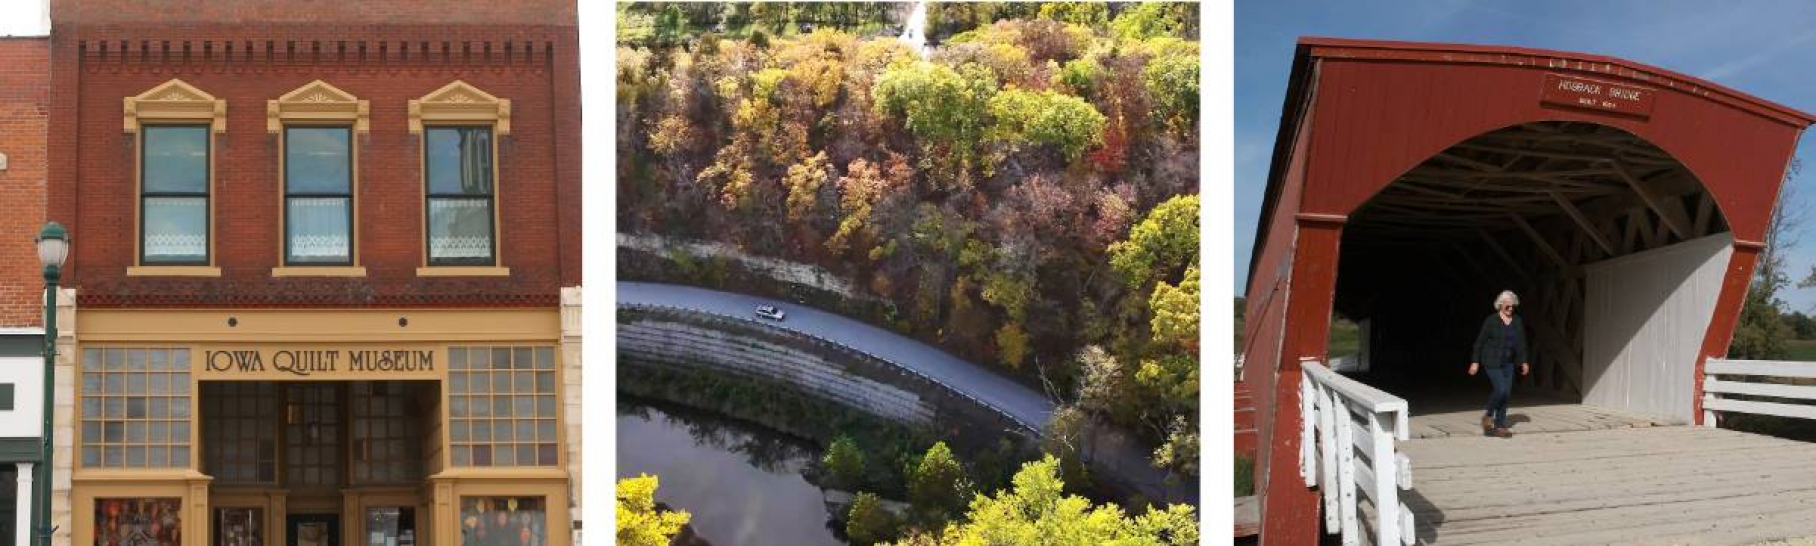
[1333,121,1730,405]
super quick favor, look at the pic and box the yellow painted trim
[126,265,223,277]
[268,80,371,133]
[415,266,511,277]
[408,80,510,135]
[77,308,561,342]
[123,78,227,133]
[271,266,367,277]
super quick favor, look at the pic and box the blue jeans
[1484,365,1514,429]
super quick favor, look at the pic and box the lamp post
[34,222,67,546]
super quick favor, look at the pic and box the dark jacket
[1472,313,1529,369]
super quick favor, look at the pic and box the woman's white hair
[1495,290,1520,309]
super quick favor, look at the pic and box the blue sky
[1235,0,1816,311]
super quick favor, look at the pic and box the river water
[617,399,846,546]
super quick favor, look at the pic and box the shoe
[1493,428,1513,438]
[1482,415,1493,433]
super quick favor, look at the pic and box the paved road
[617,281,1058,430]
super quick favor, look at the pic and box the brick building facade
[0,34,50,546]
[45,3,581,546]
[0,37,49,327]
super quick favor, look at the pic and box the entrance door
[286,514,339,546]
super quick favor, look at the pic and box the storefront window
[448,347,558,467]
[214,507,263,546]
[366,507,416,546]
[95,498,182,546]
[202,383,278,483]
[458,497,543,546]
[352,382,423,483]
[81,348,193,469]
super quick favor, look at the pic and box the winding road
[617,281,1057,429]
[618,280,1195,505]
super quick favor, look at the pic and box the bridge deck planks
[1407,400,1677,439]
[1398,426,1816,545]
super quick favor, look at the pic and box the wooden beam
[1549,192,1617,256]
[1476,229,1532,283]
[1611,161,1691,238]
[1509,213,1571,271]
[1693,193,1716,237]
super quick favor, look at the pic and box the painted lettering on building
[201,347,439,379]
[1540,73,1657,118]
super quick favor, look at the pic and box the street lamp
[34,222,67,546]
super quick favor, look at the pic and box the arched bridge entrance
[1244,38,1816,545]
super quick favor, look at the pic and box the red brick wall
[0,38,49,327]
[52,0,574,26]
[50,27,581,308]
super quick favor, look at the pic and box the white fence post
[1300,360,1415,546]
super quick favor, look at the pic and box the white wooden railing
[1300,359,1415,546]
[1702,359,1816,425]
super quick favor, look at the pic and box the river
[616,399,846,546]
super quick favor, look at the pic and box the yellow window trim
[415,266,511,277]
[128,79,223,268]
[409,80,511,135]
[414,81,507,270]
[267,80,370,133]
[126,265,222,277]
[123,78,227,134]
[270,266,367,277]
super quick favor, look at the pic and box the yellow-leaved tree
[617,474,690,546]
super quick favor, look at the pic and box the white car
[755,305,787,321]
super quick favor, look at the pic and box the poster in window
[94,498,182,546]
[458,497,544,546]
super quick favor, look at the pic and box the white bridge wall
[1583,233,1732,423]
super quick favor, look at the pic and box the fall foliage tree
[616,474,690,546]
[886,456,1199,546]
[618,6,1200,476]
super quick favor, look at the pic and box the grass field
[1785,339,1816,361]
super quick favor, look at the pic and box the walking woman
[1470,290,1530,438]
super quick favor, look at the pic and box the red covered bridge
[1243,38,1816,545]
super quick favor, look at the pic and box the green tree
[1055,55,1104,97]
[1109,195,1200,290]
[1038,2,1108,28]
[1149,265,1201,348]
[907,441,971,522]
[988,88,1107,161]
[887,456,1199,545]
[1143,53,1199,137]
[873,61,1000,179]
[847,491,898,545]
[1110,2,1186,42]
[823,435,867,491]
[616,474,691,546]
[1731,289,1793,359]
